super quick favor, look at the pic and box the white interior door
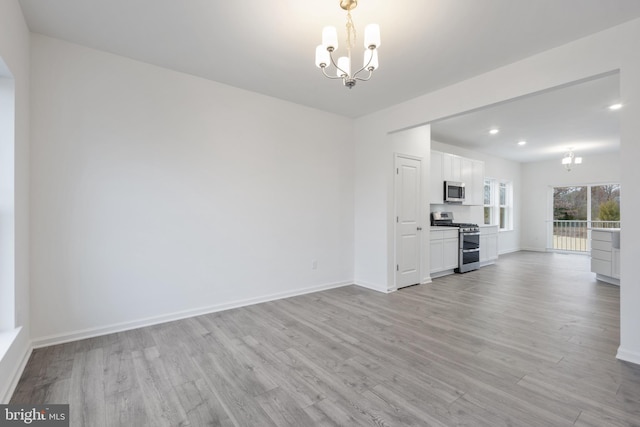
[395,155,422,289]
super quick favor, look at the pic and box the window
[591,184,620,224]
[484,178,513,231]
[483,179,493,225]
[499,182,510,230]
[553,184,620,223]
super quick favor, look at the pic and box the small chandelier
[562,148,583,171]
[314,0,381,89]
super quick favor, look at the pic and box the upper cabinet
[442,152,462,182]
[461,157,485,206]
[431,150,485,206]
[430,151,444,204]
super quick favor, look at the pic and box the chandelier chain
[345,10,356,54]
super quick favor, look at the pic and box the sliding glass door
[551,184,620,252]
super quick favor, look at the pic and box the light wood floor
[11,251,640,426]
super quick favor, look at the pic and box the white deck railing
[548,220,620,253]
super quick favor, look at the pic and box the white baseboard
[431,269,455,279]
[498,248,521,255]
[595,274,620,286]
[616,347,640,366]
[354,280,391,293]
[31,280,352,349]
[1,345,32,403]
[517,247,548,253]
[0,327,32,403]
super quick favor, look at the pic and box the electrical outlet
[312,260,318,270]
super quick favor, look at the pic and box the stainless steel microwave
[444,181,465,203]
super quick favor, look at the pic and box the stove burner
[430,212,479,231]
[433,223,480,232]
[449,222,479,228]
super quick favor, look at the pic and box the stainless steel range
[431,211,480,273]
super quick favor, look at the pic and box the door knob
[417,227,422,231]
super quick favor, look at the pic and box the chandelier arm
[351,65,370,78]
[351,47,376,79]
[352,66,373,80]
[320,67,346,80]
[328,51,350,78]
[354,69,373,82]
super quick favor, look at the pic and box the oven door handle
[461,232,480,236]
[461,249,480,253]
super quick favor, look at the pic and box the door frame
[393,153,424,290]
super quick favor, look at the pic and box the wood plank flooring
[11,251,640,426]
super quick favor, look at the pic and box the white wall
[521,151,621,251]
[29,35,355,343]
[0,0,30,403]
[354,18,640,365]
[390,126,432,289]
[618,40,640,365]
[431,140,521,254]
[353,124,431,292]
[353,123,388,291]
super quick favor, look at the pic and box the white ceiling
[17,1,636,164]
[18,0,640,119]
[431,73,621,163]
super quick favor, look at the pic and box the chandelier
[562,148,582,171]
[314,0,381,89]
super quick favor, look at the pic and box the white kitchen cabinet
[480,225,498,266]
[612,248,620,279]
[443,238,459,270]
[590,229,620,285]
[442,153,462,182]
[430,150,484,206]
[473,160,484,205]
[430,228,459,277]
[461,157,472,190]
[430,150,444,204]
[462,158,485,206]
[430,239,444,273]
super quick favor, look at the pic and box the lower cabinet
[479,226,498,265]
[591,230,613,276]
[612,248,620,279]
[430,229,459,276]
[591,229,620,285]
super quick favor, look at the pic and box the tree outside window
[553,186,587,220]
[553,184,620,223]
[591,184,620,223]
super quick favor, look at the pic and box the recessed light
[489,128,500,135]
[609,103,623,110]
[518,140,527,146]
